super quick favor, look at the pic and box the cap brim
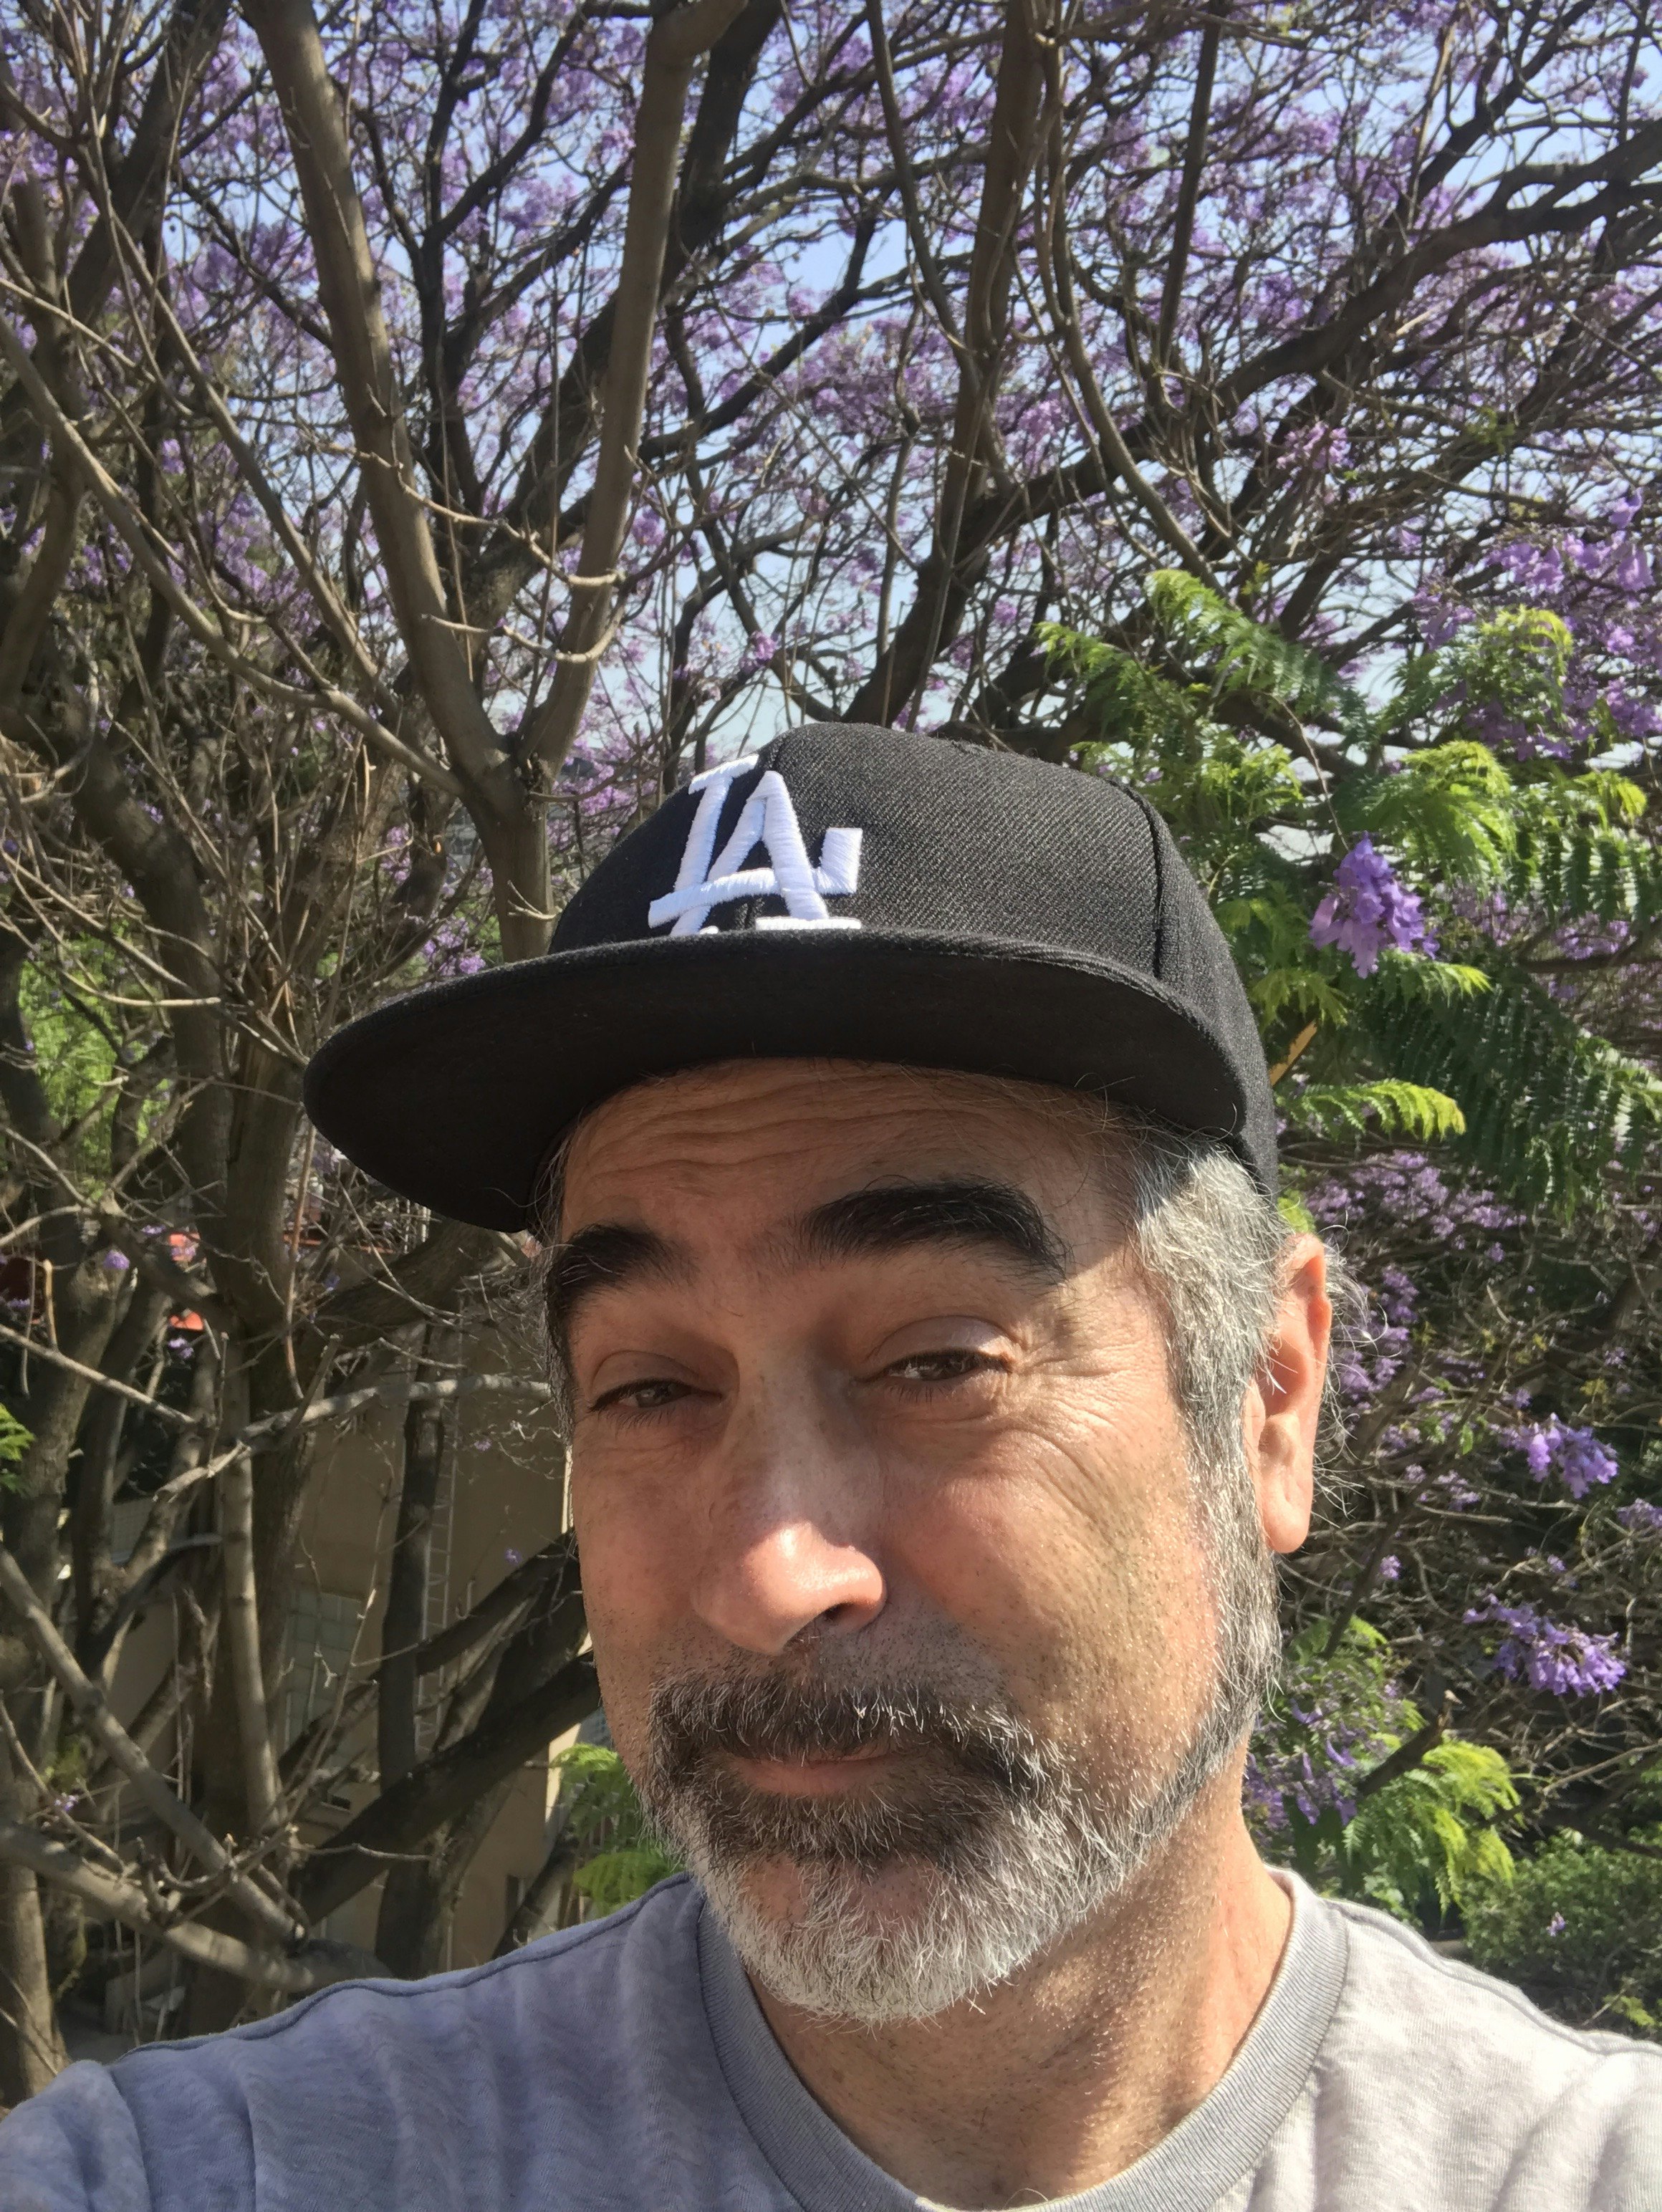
[302,931,1258,1231]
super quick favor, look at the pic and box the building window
[284,1586,362,1754]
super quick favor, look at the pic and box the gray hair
[1113,1109,1356,1498]
[1108,1111,1348,1753]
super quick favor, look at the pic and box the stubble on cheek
[944,1399,1214,1779]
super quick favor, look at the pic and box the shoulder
[0,2062,150,2212]
[1302,1888,1661,2208]
[1325,1888,1659,2077]
[0,1878,707,2211]
[120,1871,701,2085]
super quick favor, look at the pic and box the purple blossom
[1279,421,1350,496]
[1246,1686,1406,1833]
[1464,1598,1625,1696]
[1616,1501,1662,1537]
[1509,1418,1618,1500]
[1612,539,1652,595]
[1499,542,1565,597]
[1309,837,1436,976]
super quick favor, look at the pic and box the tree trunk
[373,1329,459,1973]
[378,1331,453,1794]
[0,1735,65,2106]
[374,1774,515,1979]
[0,1257,120,2097]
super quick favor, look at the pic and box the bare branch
[242,0,511,802]
[0,1543,301,1946]
[519,0,747,772]
[0,1320,196,1428]
[847,0,1055,723]
[0,1816,377,1991]
[218,1453,282,1842]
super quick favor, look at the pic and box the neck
[749,1774,1291,2208]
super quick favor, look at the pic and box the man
[3,724,1656,2208]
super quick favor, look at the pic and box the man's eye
[881,1349,1004,1385]
[589,1377,696,1417]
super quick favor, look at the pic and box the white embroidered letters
[647,759,863,936]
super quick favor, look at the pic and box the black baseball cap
[302,723,1276,1230]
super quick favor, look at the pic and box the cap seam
[1125,782,1169,976]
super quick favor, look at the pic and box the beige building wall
[110,1321,578,1981]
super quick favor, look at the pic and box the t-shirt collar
[696,1870,1349,2212]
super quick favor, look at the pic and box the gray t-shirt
[1,1871,1656,2210]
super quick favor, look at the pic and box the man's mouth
[726,1744,903,1797]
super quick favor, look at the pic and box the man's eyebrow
[544,1223,687,1347]
[793,1180,1069,1283]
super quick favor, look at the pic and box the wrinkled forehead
[546,1059,1133,1244]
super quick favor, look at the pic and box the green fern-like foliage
[1039,625,1201,753]
[1337,742,1516,887]
[1500,770,1662,925]
[1508,820,1662,927]
[1143,569,1371,741]
[1360,956,1662,1214]
[551,1744,681,1915]
[1342,1742,1519,1920]
[1376,608,1574,746]
[1256,1622,1519,1925]
[1043,574,1661,1213]
[572,1842,682,1916]
[1284,1081,1466,1145]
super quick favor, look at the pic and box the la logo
[648,758,863,936]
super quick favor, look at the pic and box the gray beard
[636,1492,1279,2026]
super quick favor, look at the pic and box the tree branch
[0,1543,301,1944]
[847,0,1054,724]
[0,1816,378,1992]
[1354,1693,1454,1803]
[241,0,509,801]
[1154,10,1222,370]
[297,1653,597,1920]
[519,0,747,773]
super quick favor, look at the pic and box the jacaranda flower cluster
[1463,1599,1625,1696]
[1310,837,1437,976]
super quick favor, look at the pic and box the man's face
[556,1060,1297,2019]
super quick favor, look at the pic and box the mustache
[641,1669,1058,1869]
[649,1671,1044,1796]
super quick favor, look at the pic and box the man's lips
[725,1744,903,1797]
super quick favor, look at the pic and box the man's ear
[1246,1236,1331,1556]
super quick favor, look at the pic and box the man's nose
[688,1379,886,1655]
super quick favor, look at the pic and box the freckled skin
[560,1059,1330,2208]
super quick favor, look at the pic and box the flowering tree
[1,0,1661,2093]
[1045,569,1662,2022]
